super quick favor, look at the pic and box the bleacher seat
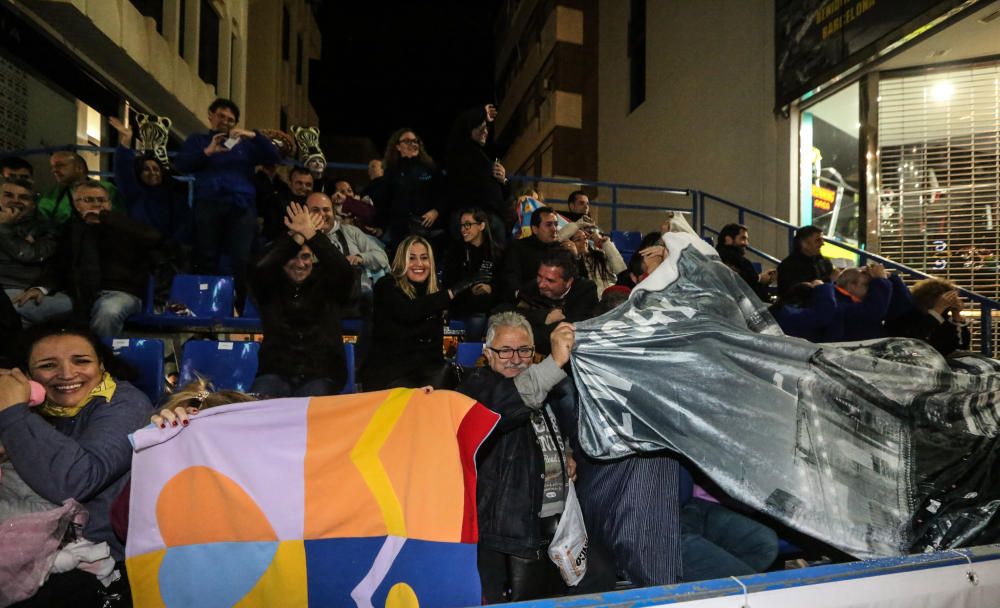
[455,342,484,368]
[611,230,642,261]
[179,340,259,392]
[222,296,263,331]
[103,337,165,404]
[342,342,356,394]
[131,275,235,329]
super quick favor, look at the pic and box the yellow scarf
[37,373,117,418]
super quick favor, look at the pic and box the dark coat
[253,169,292,242]
[252,233,353,388]
[830,278,892,342]
[716,243,769,301]
[441,240,503,316]
[380,157,444,243]
[500,235,557,300]
[174,130,281,209]
[114,145,193,244]
[776,250,834,297]
[507,276,598,355]
[360,276,450,390]
[446,106,509,218]
[0,211,60,290]
[457,366,561,558]
[58,210,162,321]
[771,282,838,342]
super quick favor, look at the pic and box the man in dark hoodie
[776,224,834,298]
[446,103,510,245]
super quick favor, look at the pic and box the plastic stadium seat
[456,342,484,368]
[222,296,263,331]
[132,275,235,329]
[179,340,259,392]
[611,230,642,261]
[103,338,165,404]
[341,342,356,394]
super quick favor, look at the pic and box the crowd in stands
[0,95,980,606]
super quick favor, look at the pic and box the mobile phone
[223,137,240,149]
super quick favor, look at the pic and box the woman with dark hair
[442,208,504,341]
[360,235,480,391]
[377,128,445,252]
[109,116,193,246]
[565,223,627,298]
[445,104,510,245]
[0,325,153,605]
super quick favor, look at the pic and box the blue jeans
[89,290,142,338]
[251,374,340,398]
[679,499,778,582]
[5,288,73,328]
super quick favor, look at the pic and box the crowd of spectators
[0,96,982,606]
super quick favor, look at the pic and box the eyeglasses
[487,346,534,359]
[459,222,482,230]
[73,196,109,204]
[398,138,420,145]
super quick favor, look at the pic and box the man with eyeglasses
[500,206,562,301]
[457,312,608,601]
[0,177,72,326]
[38,151,124,225]
[55,180,163,337]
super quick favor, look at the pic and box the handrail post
[787,227,795,257]
[982,303,993,358]
[738,207,745,226]
[611,186,619,232]
[691,191,700,236]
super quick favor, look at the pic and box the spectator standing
[57,180,162,337]
[0,177,72,326]
[446,104,509,245]
[249,203,353,397]
[108,117,192,245]
[174,98,281,296]
[456,314,595,601]
[377,128,445,252]
[715,223,775,301]
[38,151,124,224]
[442,208,504,341]
[360,235,479,391]
[254,163,292,243]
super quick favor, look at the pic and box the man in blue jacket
[174,98,281,299]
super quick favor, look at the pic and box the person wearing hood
[377,128,445,253]
[446,104,510,245]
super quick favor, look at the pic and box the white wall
[598,0,795,256]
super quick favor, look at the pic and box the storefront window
[798,83,861,248]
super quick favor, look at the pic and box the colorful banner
[126,389,499,607]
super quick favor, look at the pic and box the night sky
[313,0,503,163]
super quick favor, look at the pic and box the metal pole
[611,186,619,232]
[982,304,993,358]
[692,191,700,236]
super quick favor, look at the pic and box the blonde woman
[360,235,481,391]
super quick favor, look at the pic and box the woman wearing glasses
[378,128,445,253]
[360,235,482,391]
[442,209,504,341]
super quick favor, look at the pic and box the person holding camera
[563,221,626,299]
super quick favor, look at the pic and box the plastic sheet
[571,230,1000,558]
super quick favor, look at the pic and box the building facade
[493,0,598,209]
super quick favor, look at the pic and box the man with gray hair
[56,180,163,336]
[457,312,611,600]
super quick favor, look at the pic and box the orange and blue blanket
[125,389,499,607]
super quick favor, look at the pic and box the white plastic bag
[547,481,588,585]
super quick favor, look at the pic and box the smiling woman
[0,325,155,604]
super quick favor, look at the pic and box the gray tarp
[571,231,1000,559]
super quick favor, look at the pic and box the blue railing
[8,148,1000,355]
